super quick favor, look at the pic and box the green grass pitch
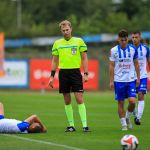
[0,91,150,150]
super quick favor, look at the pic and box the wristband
[50,70,56,77]
[84,72,88,76]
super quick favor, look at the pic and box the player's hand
[48,77,54,88]
[83,74,88,82]
[136,78,140,87]
[109,81,114,90]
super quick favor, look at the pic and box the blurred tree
[118,0,143,20]
[0,0,16,30]
[0,0,150,37]
[23,0,87,23]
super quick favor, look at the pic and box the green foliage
[0,1,16,31]
[0,0,150,37]
[104,12,129,33]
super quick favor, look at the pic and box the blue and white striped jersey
[109,44,138,82]
[0,118,29,133]
[135,43,150,79]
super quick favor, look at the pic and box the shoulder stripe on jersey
[139,44,143,56]
[143,44,150,58]
[118,45,122,58]
[58,46,78,49]
[127,45,131,57]
[123,50,126,58]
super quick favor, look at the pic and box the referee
[49,20,90,132]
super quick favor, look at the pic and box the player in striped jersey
[0,102,47,133]
[109,29,140,130]
[131,31,150,125]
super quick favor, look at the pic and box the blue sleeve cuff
[17,121,30,132]
[0,115,4,119]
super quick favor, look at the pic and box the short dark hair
[118,29,128,38]
[131,31,141,35]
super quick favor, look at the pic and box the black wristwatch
[84,72,89,76]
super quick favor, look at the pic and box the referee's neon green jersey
[52,37,87,69]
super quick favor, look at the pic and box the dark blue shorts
[0,115,4,119]
[114,81,136,100]
[136,78,147,94]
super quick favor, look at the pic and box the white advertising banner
[0,60,28,88]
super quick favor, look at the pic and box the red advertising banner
[81,60,99,90]
[0,32,5,77]
[30,59,99,90]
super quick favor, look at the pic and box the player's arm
[0,102,4,116]
[81,52,88,82]
[25,115,47,132]
[49,55,59,88]
[134,59,140,87]
[147,57,150,69]
[146,46,150,69]
[109,61,115,89]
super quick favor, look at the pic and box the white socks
[125,111,132,119]
[120,118,127,127]
[137,101,145,120]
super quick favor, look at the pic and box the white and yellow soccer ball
[121,134,139,150]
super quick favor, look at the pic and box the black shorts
[59,69,84,93]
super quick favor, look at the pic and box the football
[121,134,139,150]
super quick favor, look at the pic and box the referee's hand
[48,77,54,88]
[83,74,88,82]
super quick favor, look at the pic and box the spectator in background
[109,29,140,130]
[131,31,150,125]
[49,20,90,132]
[0,102,47,133]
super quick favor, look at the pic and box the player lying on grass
[0,102,47,133]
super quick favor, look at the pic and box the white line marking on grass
[2,134,86,150]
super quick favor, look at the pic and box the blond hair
[59,20,72,28]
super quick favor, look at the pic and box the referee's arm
[49,55,59,88]
[51,55,59,71]
[81,52,88,82]
[81,52,88,73]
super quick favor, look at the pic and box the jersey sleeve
[17,121,30,133]
[79,38,87,52]
[109,49,115,61]
[52,41,59,56]
[0,115,4,119]
[145,46,150,58]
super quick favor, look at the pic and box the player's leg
[118,100,127,130]
[74,92,90,132]
[135,78,147,125]
[63,93,75,131]
[126,81,136,129]
[135,92,145,125]
[71,69,89,132]
[59,69,75,132]
[114,82,127,130]
[137,92,145,119]
[126,97,136,129]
